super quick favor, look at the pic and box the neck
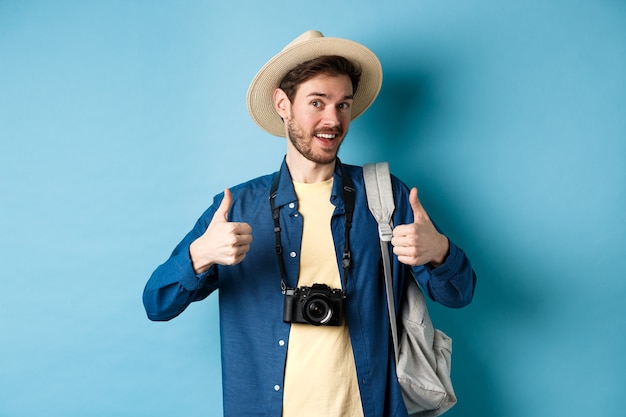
[285,152,336,184]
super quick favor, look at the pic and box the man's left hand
[391,187,449,267]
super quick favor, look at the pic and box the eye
[311,100,323,108]
[338,102,352,110]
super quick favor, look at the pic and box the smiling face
[275,74,354,167]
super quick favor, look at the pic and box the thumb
[409,187,428,222]
[214,189,232,222]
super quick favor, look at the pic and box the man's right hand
[189,189,253,274]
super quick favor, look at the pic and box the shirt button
[289,252,297,258]
[288,203,295,209]
[278,340,285,347]
[274,385,281,391]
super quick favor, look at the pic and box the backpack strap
[363,162,400,363]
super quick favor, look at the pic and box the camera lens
[304,296,333,325]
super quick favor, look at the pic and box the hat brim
[247,35,383,137]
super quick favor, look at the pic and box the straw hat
[246,30,383,137]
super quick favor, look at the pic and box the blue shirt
[143,159,476,417]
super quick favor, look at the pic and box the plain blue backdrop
[1,1,624,416]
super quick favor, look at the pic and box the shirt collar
[273,157,347,212]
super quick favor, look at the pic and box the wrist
[189,240,213,274]
[428,235,450,268]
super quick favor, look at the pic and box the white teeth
[317,134,335,139]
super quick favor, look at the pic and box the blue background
[1,1,624,416]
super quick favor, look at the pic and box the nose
[320,107,341,128]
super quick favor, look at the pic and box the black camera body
[283,283,345,326]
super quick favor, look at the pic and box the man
[143,30,476,417]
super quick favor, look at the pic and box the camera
[283,283,345,326]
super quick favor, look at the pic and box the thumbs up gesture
[391,188,449,267]
[189,189,253,274]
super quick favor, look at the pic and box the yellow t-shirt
[282,179,364,417]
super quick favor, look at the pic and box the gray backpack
[363,162,457,417]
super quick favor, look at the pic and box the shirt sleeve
[413,240,476,308]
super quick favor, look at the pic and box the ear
[273,88,291,120]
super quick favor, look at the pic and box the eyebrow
[307,92,354,101]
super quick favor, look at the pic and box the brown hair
[278,55,362,102]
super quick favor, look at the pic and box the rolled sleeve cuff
[169,248,215,291]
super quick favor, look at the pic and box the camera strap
[269,160,355,294]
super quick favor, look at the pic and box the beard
[286,117,346,165]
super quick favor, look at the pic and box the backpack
[363,162,457,416]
